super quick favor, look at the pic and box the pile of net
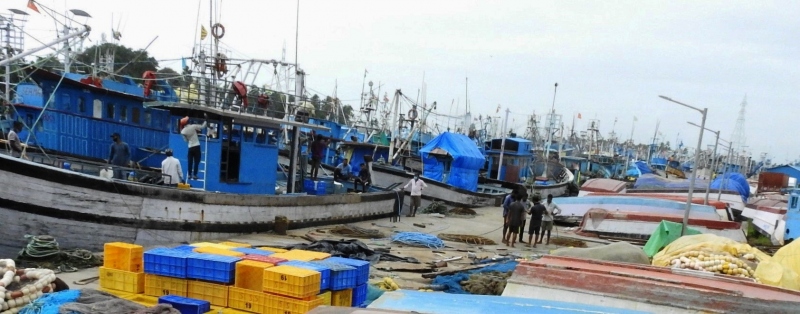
[431,261,518,294]
[16,289,180,314]
[329,225,386,239]
[437,234,496,245]
[421,201,447,214]
[460,271,512,295]
[391,232,444,249]
[448,207,477,216]
[652,234,800,290]
[16,235,102,272]
[551,242,650,264]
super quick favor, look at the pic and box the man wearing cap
[161,149,184,187]
[180,113,208,180]
[108,132,131,179]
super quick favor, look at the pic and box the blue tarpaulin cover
[711,172,750,202]
[420,132,485,192]
[635,161,653,175]
[634,173,710,189]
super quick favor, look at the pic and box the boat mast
[496,108,510,180]
[541,83,558,178]
[387,89,401,164]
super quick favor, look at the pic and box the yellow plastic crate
[289,249,331,261]
[318,291,332,306]
[98,266,144,294]
[256,246,288,253]
[193,246,245,257]
[103,242,144,272]
[235,260,273,291]
[144,274,188,297]
[262,265,321,299]
[270,251,315,262]
[188,280,229,307]
[122,294,159,308]
[228,287,266,313]
[192,242,235,250]
[264,292,324,314]
[331,288,353,307]
[220,241,252,248]
[98,287,135,299]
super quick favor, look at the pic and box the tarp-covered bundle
[634,173,710,189]
[632,161,653,176]
[711,172,750,202]
[420,132,485,192]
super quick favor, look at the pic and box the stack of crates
[142,248,193,298]
[323,257,371,308]
[262,265,324,313]
[99,242,145,294]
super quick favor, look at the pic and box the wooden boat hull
[0,153,400,254]
[576,209,746,243]
[552,195,724,225]
[504,255,800,314]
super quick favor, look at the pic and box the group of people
[502,190,561,248]
[333,158,372,192]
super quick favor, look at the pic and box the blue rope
[391,232,444,249]
[19,289,81,314]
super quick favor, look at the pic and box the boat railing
[23,152,175,185]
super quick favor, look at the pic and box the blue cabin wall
[785,190,800,242]
[483,138,533,182]
[13,81,170,168]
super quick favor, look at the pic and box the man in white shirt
[402,173,428,217]
[540,194,562,245]
[7,121,23,158]
[161,149,184,187]
[180,113,207,180]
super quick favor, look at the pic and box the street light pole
[688,121,719,205]
[659,96,707,236]
[541,83,558,179]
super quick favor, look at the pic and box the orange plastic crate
[234,260,273,291]
[188,280,229,307]
[220,241,252,248]
[318,290,332,306]
[264,292,324,314]
[192,246,245,257]
[228,286,266,313]
[257,246,287,253]
[144,274,188,297]
[289,249,331,261]
[103,242,144,272]
[331,288,353,307]
[98,266,144,293]
[262,265,321,299]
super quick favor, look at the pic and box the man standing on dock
[403,173,428,217]
[539,194,561,245]
[181,113,207,180]
[108,132,131,180]
[527,195,546,248]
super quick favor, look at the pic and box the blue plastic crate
[186,253,241,284]
[311,261,356,290]
[231,247,274,256]
[325,257,370,284]
[172,245,197,252]
[280,260,331,290]
[158,295,211,314]
[353,283,368,307]
[144,248,194,278]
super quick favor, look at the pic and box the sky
[11,0,800,163]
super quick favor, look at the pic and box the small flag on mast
[577,113,582,119]
[27,0,40,13]
[200,25,208,40]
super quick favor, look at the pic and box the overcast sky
[14,0,800,163]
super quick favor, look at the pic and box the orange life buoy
[142,70,156,97]
[211,23,225,39]
[232,81,248,108]
[79,76,103,88]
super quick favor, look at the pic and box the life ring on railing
[215,53,228,76]
[232,81,248,108]
[407,108,418,120]
[211,23,225,39]
[142,70,157,97]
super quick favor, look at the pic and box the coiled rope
[17,235,96,273]
[391,232,445,249]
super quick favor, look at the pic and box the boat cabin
[420,132,484,192]
[483,137,532,183]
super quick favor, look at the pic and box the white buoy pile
[669,251,758,279]
[0,259,57,314]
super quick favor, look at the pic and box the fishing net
[551,241,650,264]
[437,234,496,245]
[329,225,386,239]
[421,201,447,214]
[57,289,180,314]
[16,235,101,272]
[18,290,80,314]
[460,271,513,295]
[431,261,518,294]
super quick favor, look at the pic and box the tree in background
[75,43,158,79]
[156,67,190,88]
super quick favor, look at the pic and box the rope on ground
[16,235,101,272]
[391,232,445,249]
[329,225,386,239]
[437,234,496,245]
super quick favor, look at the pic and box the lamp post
[687,122,719,205]
[716,139,733,201]
[659,96,707,236]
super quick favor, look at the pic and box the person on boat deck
[309,135,328,180]
[527,195,546,248]
[161,149,184,187]
[503,193,525,248]
[539,194,561,245]
[108,132,131,180]
[180,113,208,180]
[7,121,23,158]
[334,158,352,180]
[403,173,428,217]
[353,162,372,192]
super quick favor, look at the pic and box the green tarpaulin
[643,220,702,257]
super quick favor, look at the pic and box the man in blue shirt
[108,132,131,179]
[501,192,514,244]
[334,158,352,180]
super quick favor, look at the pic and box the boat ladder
[190,134,208,190]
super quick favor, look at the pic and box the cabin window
[255,128,266,144]
[208,122,219,139]
[143,111,152,127]
[119,105,127,122]
[92,99,103,118]
[792,196,798,210]
[132,108,140,124]
[106,103,115,119]
[219,121,241,183]
[77,97,86,113]
[243,126,254,142]
[61,94,71,111]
